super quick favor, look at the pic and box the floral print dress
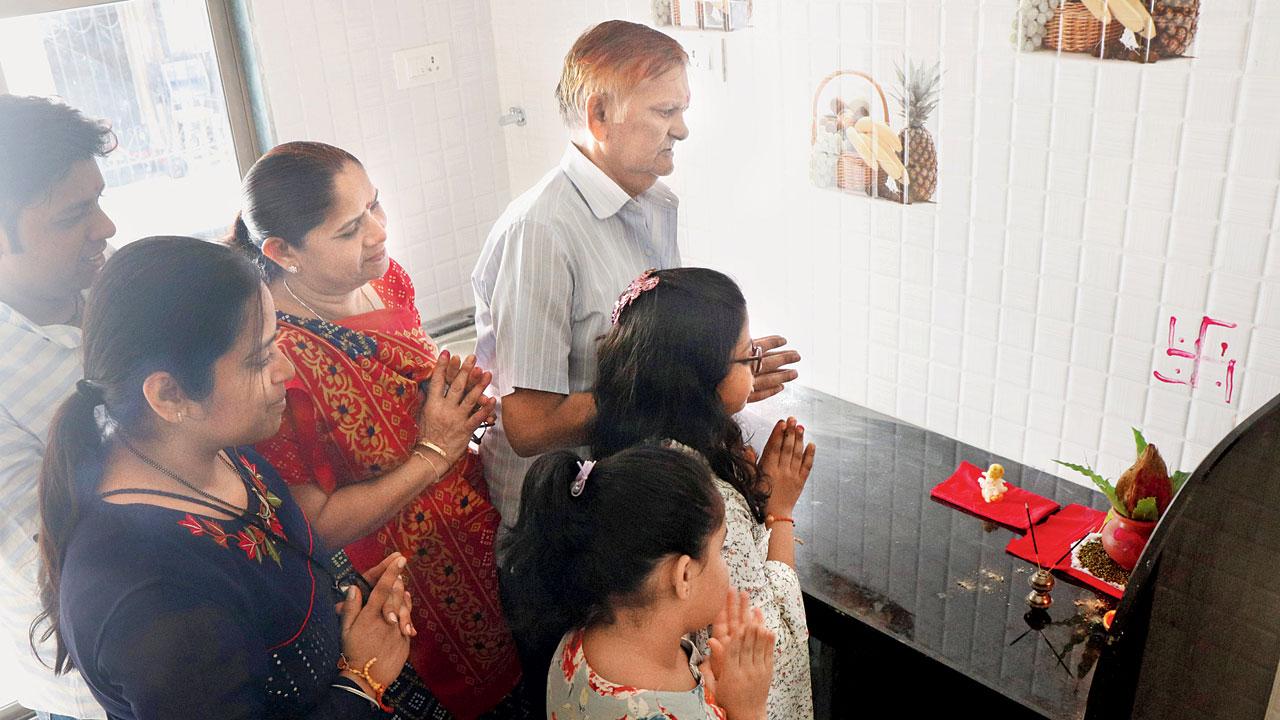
[663,441,813,720]
[709,476,813,720]
[546,629,724,720]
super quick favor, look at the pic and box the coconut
[1115,444,1173,516]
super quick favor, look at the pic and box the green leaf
[1054,459,1126,517]
[1132,427,1148,457]
[1132,497,1159,522]
[1171,470,1190,494]
[264,537,283,568]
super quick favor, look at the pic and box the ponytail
[225,212,276,280]
[31,386,105,672]
[501,446,723,652]
[228,213,257,255]
[501,452,591,653]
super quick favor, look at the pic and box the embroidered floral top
[58,448,387,720]
[547,628,725,720]
[663,441,813,720]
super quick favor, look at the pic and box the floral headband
[610,269,660,325]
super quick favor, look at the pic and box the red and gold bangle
[337,654,393,712]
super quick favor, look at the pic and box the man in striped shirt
[473,21,800,539]
[0,95,116,720]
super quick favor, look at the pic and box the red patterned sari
[256,260,520,719]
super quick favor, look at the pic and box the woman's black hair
[226,140,361,281]
[591,267,768,522]
[32,236,266,672]
[500,446,724,658]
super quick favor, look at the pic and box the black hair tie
[75,379,105,404]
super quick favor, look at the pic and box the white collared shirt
[472,143,681,532]
[0,301,106,718]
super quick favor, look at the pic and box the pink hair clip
[610,269,660,325]
[571,460,595,497]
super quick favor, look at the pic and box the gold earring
[176,411,184,423]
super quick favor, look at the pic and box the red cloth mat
[930,461,1059,531]
[1005,503,1123,599]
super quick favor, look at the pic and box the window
[0,0,261,244]
[0,1,260,713]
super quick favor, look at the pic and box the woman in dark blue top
[33,237,427,719]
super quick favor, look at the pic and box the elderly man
[0,95,115,720]
[473,20,800,535]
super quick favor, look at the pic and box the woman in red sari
[228,141,522,719]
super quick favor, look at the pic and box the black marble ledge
[741,385,1114,720]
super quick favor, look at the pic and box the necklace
[282,278,330,322]
[112,438,373,595]
[118,435,248,519]
[282,278,377,322]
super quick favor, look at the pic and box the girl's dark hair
[0,95,116,252]
[33,236,265,673]
[501,446,723,653]
[226,140,361,281]
[591,267,768,522]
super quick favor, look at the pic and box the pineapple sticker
[808,64,940,206]
[892,61,941,205]
[1152,0,1200,56]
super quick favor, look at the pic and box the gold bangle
[414,439,449,461]
[412,449,445,479]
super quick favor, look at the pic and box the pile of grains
[1077,538,1130,586]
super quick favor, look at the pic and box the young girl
[502,447,774,719]
[592,268,817,720]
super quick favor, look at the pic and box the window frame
[0,0,264,176]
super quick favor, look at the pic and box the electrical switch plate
[393,42,452,89]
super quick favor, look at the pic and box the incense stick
[1051,531,1091,569]
[1025,502,1042,570]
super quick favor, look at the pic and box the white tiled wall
[489,0,1280,488]
[246,0,510,317]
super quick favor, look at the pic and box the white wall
[488,0,654,191]
[246,0,510,317]
[489,0,1280,487]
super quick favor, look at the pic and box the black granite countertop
[743,385,1115,719]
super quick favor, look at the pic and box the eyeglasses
[733,344,763,375]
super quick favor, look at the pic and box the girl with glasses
[588,267,818,720]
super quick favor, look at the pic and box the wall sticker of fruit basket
[809,63,940,205]
[1013,0,1199,63]
[654,0,752,31]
